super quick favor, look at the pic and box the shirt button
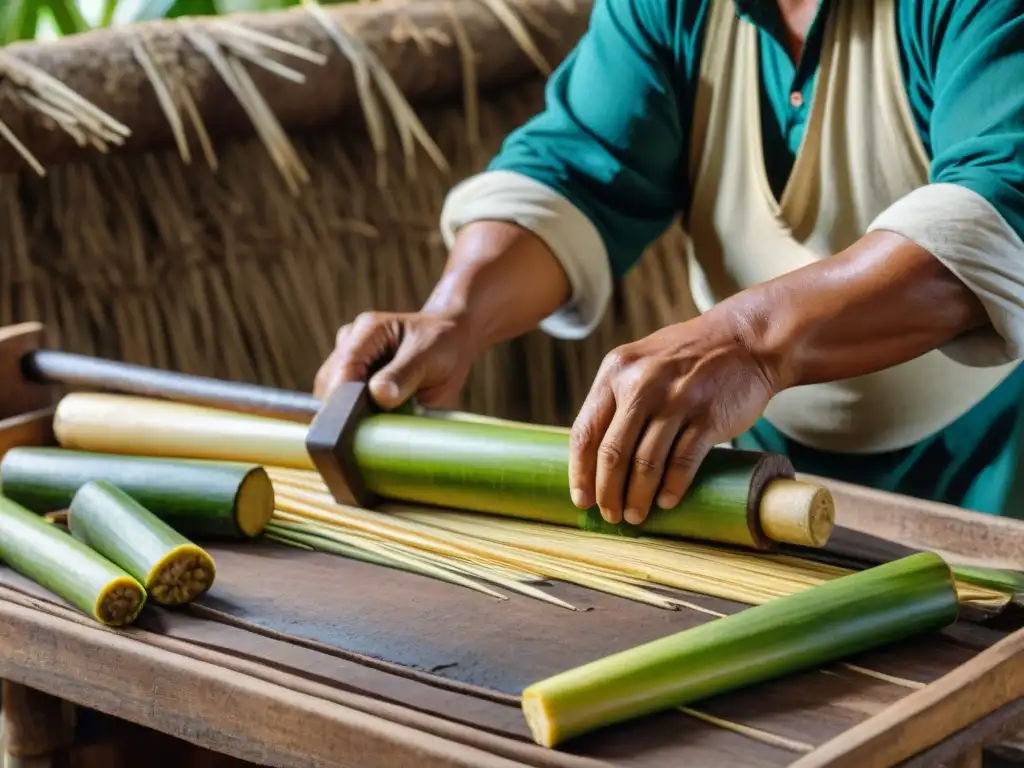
[790,91,804,108]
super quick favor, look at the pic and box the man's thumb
[368,350,426,410]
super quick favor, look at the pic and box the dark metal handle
[23,349,321,423]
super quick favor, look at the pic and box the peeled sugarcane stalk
[68,481,217,605]
[53,392,834,550]
[0,447,273,538]
[521,552,960,747]
[0,495,146,626]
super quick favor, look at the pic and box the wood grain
[0,323,54,421]
[903,698,1024,767]
[0,599,529,768]
[1,681,74,757]
[793,627,1024,767]
[0,407,58,460]
[0,584,601,768]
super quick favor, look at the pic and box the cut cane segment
[69,481,216,606]
[0,495,146,626]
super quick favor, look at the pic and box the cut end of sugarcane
[44,510,69,526]
[521,689,558,748]
[758,479,835,547]
[144,544,217,605]
[94,576,147,626]
[235,468,276,537]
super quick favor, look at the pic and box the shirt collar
[732,0,829,39]
[732,0,832,81]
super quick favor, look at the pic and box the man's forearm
[422,221,571,355]
[728,230,993,391]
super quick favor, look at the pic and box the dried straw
[0,0,696,427]
[265,468,1011,612]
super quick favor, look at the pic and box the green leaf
[100,0,121,26]
[0,0,41,43]
[132,0,219,21]
[45,0,91,36]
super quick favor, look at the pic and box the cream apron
[685,0,1018,454]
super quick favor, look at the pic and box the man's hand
[314,221,572,409]
[568,308,777,525]
[314,311,476,410]
[568,231,993,526]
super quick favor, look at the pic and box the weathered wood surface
[1,338,1024,766]
[793,628,1024,767]
[0,593,525,768]
[0,533,1020,767]
[1,681,74,758]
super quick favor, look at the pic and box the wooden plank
[0,408,58,460]
[0,599,533,768]
[1,681,74,757]
[945,748,982,768]
[902,698,1024,767]
[0,584,601,768]
[0,323,54,421]
[805,474,1024,569]
[792,627,1024,767]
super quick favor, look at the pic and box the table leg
[946,746,983,768]
[1,681,75,766]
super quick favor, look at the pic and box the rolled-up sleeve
[439,0,687,339]
[869,0,1024,366]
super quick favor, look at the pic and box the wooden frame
[1,322,1023,767]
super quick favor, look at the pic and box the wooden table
[1,339,1024,766]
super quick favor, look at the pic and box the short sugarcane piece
[0,495,146,626]
[68,481,216,605]
[0,447,273,538]
[54,392,834,550]
[520,552,959,747]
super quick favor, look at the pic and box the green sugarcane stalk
[0,495,146,626]
[68,481,217,606]
[0,448,273,539]
[520,552,959,747]
[354,414,830,550]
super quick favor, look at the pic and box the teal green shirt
[488,0,1024,279]
[484,0,1024,515]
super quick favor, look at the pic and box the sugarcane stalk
[520,552,960,747]
[68,481,217,606]
[0,447,273,538]
[0,495,146,626]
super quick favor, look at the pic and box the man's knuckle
[354,311,383,329]
[603,345,636,375]
[668,452,699,471]
[597,441,625,466]
[632,455,660,476]
[570,423,597,452]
